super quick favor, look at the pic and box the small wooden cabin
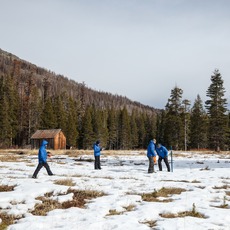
[31,129,66,150]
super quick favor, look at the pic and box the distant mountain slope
[0,48,159,114]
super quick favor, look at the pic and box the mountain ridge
[0,48,159,114]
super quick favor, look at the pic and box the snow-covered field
[0,151,230,230]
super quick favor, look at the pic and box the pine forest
[0,49,229,151]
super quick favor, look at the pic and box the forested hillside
[1,48,229,151]
[0,48,159,149]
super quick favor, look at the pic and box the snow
[0,151,230,230]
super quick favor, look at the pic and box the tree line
[0,74,157,149]
[0,49,157,149]
[0,49,229,151]
[157,69,229,151]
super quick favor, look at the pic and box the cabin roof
[31,129,63,139]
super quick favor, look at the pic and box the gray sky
[1,0,230,109]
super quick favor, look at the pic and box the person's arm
[155,148,159,156]
[94,145,101,154]
[152,145,157,156]
[40,147,47,162]
[164,147,168,157]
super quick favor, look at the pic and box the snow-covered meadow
[0,150,230,230]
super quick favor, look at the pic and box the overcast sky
[1,0,230,109]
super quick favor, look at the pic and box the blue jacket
[93,142,101,156]
[38,140,48,163]
[156,145,168,158]
[147,140,156,157]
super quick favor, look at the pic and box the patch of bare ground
[213,185,230,189]
[141,187,186,202]
[0,154,21,162]
[0,184,16,192]
[160,203,207,219]
[211,196,229,209]
[106,204,136,216]
[54,178,76,186]
[139,220,157,229]
[31,189,106,216]
[0,212,22,230]
[162,179,201,183]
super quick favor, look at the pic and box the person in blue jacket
[93,140,102,170]
[156,143,170,172]
[147,139,156,173]
[32,140,54,178]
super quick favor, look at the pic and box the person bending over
[156,143,170,172]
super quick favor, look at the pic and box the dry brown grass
[106,204,136,216]
[141,187,186,203]
[200,166,210,171]
[1,148,229,159]
[54,178,76,186]
[140,220,157,228]
[211,196,229,209]
[191,180,201,183]
[160,203,207,219]
[74,157,94,162]
[213,185,229,189]
[226,191,230,196]
[31,188,105,216]
[106,209,124,216]
[123,204,136,212]
[0,212,18,230]
[0,184,16,192]
[0,154,21,162]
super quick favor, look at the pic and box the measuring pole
[170,146,173,172]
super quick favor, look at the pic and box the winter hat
[96,140,100,145]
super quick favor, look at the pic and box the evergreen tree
[205,69,228,151]
[65,97,78,147]
[226,112,230,149]
[81,106,94,149]
[164,86,184,149]
[136,113,146,149]
[29,87,43,139]
[22,73,35,144]
[130,110,138,149]
[40,97,57,129]
[190,95,208,149]
[107,106,118,149]
[0,81,11,147]
[91,104,102,142]
[118,106,131,149]
[99,109,109,149]
[54,95,67,132]
[156,110,166,144]
[144,113,157,147]
[181,99,191,151]
[0,76,19,147]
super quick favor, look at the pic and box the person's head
[153,139,156,144]
[41,139,48,147]
[157,143,162,148]
[96,140,100,145]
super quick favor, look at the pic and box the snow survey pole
[170,146,173,172]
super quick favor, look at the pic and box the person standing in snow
[93,140,102,170]
[156,143,170,172]
[32,139,54,178]
[147,139,157,173]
